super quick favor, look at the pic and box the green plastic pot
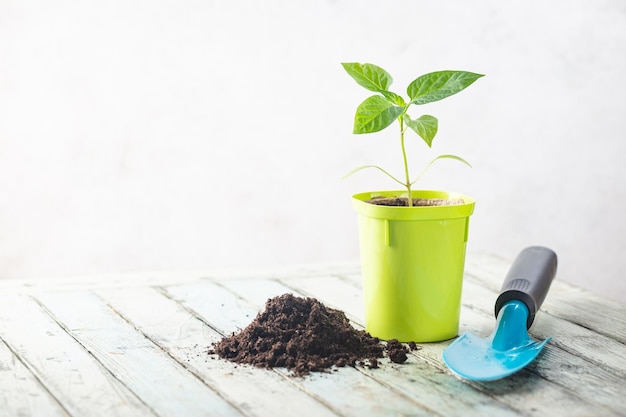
[353,190,475,343]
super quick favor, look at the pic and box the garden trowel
[443,246,557,381]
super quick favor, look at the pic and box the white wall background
[1,0,625,303]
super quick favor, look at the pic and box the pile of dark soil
[210,293,417,376]
[367,196,465,206]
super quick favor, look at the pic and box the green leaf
[410,154,472,185]
[342,165,405,187]
[407,71,484,105]
[342,62,393,92]
[353,95,403,134]
[404,114,438,147]
[380,91,406,106]
[432,154,472,168]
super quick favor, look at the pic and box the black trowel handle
[494,246,558,329]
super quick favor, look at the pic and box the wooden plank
[163,280,437,417]
[465,253,626,343]
[282,274,620,417]
[98,286,341,417]
[461,280,626,378]
[34,290,244,417]
[0,257,623,417]
[219,278,298,308]
[223,277,616,417]
[458,301,625,414]
[0,271,205,293]
[221,278,521,417]
[341,267,626,413]
[195,262,361,281]
[338,263,626,378]
[0,338,68,417]
[163,281,260,336]
[271,365,436,417]
[0,295,152,417]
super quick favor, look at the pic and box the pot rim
[352,189,475,221]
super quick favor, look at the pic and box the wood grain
[0,253,624,417]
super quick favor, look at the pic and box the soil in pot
[210,293,418,376]
[367,196,465,206]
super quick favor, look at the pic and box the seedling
[342,62,483,206]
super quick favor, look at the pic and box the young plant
[342,62,484,207]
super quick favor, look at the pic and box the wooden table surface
[1,252,625,417]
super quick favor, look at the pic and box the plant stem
[399,114,412,207]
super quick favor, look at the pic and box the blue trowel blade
[442,300,551,381]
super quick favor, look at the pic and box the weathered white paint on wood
[0,253,624,417]
[98,287,340,417]
[345,260,626,377]
[35,291,243,417]
[283,274,625,417]
[460,280,626,378]
[465,254,626,343]
[164,281,260,336]
[163,281,436,417]
[0,337,68,417]
[220,279,521,417]
[0,295,153,417]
